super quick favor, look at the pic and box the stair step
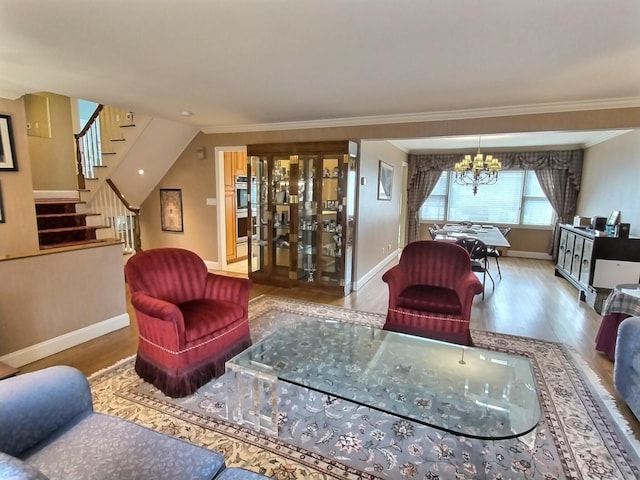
[36,212,98,219]
[39,239,109,250]
[35,202,83,215]
[38,225,101,234]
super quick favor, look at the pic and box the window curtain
[407,149,583,253]
[406,154,461,243]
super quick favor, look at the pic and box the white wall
[578,131,640,237]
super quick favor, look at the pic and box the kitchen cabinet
[246,141,358,295]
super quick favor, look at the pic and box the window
[420,170,554,226]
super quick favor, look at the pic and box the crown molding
[200,97,640,135]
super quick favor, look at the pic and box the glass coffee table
[226,319,540,440]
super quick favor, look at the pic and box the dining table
[434,224,511,249]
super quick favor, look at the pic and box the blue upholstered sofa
[613,316,640,420]
[0,366,269,480]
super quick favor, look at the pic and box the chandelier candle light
[454,136,502,195]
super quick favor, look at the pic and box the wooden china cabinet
[246,141,358,295]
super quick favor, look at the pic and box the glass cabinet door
[249,156,269,275]
[318,154,343,286]
[271,155,292,277]
[297,155,318,281]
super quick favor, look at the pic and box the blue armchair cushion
[0,452,48,480]
[0,366,226,480]
[24,413,225,480]
[632,351,640,373]
[614,316,640,420]
[0,366,92,458]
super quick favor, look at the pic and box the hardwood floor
[20,256,640,437]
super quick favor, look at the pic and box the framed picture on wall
[160,188,183,232]
[377,160,393,201]
[0,114,18,171]
[0,180,5,223]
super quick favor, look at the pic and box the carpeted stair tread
[39,239,109,250]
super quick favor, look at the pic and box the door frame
[215,145,246,272]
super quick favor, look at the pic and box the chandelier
[453,136,502,195]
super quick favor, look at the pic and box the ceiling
[1,0,639,149]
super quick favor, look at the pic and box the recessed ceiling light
[181,111,194,117]
[138,169,144,175]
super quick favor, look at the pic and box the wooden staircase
[33,104,141,252]
[35,197,110,249]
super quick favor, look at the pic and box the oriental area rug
[89,295,640,479]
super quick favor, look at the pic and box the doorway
[215,146,249,274]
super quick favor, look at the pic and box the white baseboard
[204,260,221,271]
[0,313,130,368]
[353,249,400,291]
[507,250,553,260]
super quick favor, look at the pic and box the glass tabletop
[227,319,540,439]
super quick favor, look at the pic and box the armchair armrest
[453,271,483,318]
[0,366,92,458]
[382,265,411,309]
[203,273,251,306]
[130,291,182,322]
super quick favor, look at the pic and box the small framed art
[160,188,183,232]
[377,160,393,201]
[0,180,5,223]
[0,114,18,171]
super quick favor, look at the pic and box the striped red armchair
[125,248,252,397]
[382,241,483,345]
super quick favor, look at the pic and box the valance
[408,149,584,191]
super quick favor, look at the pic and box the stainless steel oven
[234,176,256,255]
[234,175,249,216]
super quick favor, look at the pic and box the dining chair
[456,238,495,300]
[486,227,511,279]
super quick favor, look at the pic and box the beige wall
[27,92,77,191]
[578,130,640,237]
[140,131,220,260]
[0,97,39,256]
[356,140,407,279]
[0,242,128,365]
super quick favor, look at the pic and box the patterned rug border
[89,295,640,479]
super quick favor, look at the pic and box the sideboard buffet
[555,224,640,300]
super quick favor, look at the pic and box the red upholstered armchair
[124,248,252,398]
[382,240,483,345]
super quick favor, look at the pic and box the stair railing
[74,104,131,190]
[86,179,141,254]
[75,104,141,253]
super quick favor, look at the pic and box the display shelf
[246,141,358,295]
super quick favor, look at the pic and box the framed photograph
[160,188,183,232]
[377,160,393,201]
[0,180,4,223]
[0,114,18,171]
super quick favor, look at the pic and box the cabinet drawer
[570,236,584,279]
[579,239,593,284]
